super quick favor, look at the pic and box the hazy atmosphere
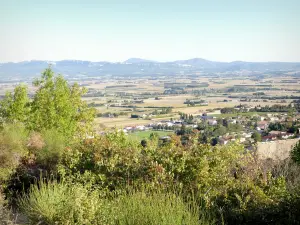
[1,0,300,62]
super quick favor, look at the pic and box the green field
[128,130,174,141]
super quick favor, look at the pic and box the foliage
[220,107,239,114]
[3,128,69,201]
[251,132,262,142]
[29,67,95,137]
[2,127,300,224]
[152,107,172,115]
[251,104,296,113]
[19,180,112,225]
[213,125,227,136]
[291,141,300,165]
[179,112,194,123]
[268,122,286,131]
[34,129,67,171]
[0,85,30,125]
[58,131,248,201]
[0,124,28,184]
[58,132,143,190]
[2,67,300,224]
[0,67,96,138]
[19,180,212,225]
[113,191,210,225]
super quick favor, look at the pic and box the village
[116,104,300,147]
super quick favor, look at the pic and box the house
[219,138,229,145]
[218,135,235,145]
[242,132,252,138]
[269,131,283,136]
[136,125,145,131]
[282,133,294,139]
[200,113,214,120]
[207,119,218,126]
[257,121,269,130]
[262,135,277,142]
[228,119,237,124]
[268,131,294,139]
[239,137,246,143]
[269,117,279,122]
[131,100,144,104]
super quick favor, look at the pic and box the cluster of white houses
[117,111,300,145]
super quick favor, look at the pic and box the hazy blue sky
[0,0,299,62]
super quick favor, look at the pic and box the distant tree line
[152,107,172,115]
[249,104,296,113]
[97,111,128,118]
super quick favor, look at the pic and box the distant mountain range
[0,58,300,81]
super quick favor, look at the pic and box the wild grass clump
[18,180,112,225]
[112,191,213,225]
[18,179,214,225]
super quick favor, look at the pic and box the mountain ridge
[0,58,299,80]
[3,57,300,64]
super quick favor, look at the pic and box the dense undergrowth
[1,68,300,224]
[0,127,300,224]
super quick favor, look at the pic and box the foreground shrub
[34,129,67,171]
[113,191,212,225]
[0,124,28,184]
[4,129,68,202]
[18,180,214,225]
[59,132,143,190]
[19,180,112,225]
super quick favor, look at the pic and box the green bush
[0,124,28,184]
[291,141,300,165]
[112,191,212,225]
[19,180,213,225]
[35,129,67,171]
[19,180,112,225]
[59,131,144,190]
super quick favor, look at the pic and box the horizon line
[1,58,300,64]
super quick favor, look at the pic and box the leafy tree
[251,132,262,142]
[28,67,95,137]
[0,67,95,138]
[198,132,209,144]
[268,122,286,131]
[213,125,227,137]
[227,123,243,132]
[176,124,187,135]
[291,141,300,164]
[0,85,30,125]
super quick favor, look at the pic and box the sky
[0,0,300,62]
